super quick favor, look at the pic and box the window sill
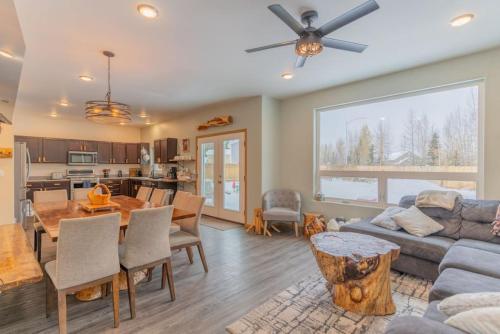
[312,198,385,210]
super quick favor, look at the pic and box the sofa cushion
[460,220,500,244]
[385,316,465,334]
[453,238,500,254]
[429,268,500,302]
[439,245,500,279]
[461,199,500,223]
[424,300,448,323]
[445,307,500,334]
[370,206,405,230]
[393,206,444,237]
[399,195,462,239]
[262,207,299,222]
[340,220,454,263]
[416,190,462,211]
[438,292,500,317]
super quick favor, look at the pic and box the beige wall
[0,124,15,224]
[279,47,500,220]
[141,97,263,224]
[261,96,281,193]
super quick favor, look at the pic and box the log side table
[310,232,400,315]
[303,212,326,239]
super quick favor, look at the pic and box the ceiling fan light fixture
[79,75,94,82]
[295,35,323,57]
[281,72,294,80]
[85,51,131,125]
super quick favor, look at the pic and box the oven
[67,169,99,199]
[68,151,98,166]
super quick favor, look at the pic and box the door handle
[218,175,222,184]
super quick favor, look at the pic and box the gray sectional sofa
[339,196,500,334]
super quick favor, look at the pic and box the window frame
[313,80,485,208]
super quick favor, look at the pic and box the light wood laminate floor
[0,219,316,333]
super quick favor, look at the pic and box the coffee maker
[167,166,177,179]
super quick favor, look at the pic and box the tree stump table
[303,212,326,239]
[310,232,400,315]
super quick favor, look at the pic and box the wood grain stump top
[310,232,401,315]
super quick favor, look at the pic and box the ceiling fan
[246,0,379,68]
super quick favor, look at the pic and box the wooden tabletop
[0,224,43,292]
[34,195,195,242]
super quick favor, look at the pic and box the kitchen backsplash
[30,163,141,177]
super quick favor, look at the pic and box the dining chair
[172,190,191,207]
[149,188,168,206]
[33,189,68,262]
[45,213,121,334]
[136,186,153,202]
[72,188,91,201]
[119,206,175,319]
[170,193,208,272]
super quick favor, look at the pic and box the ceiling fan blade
[268,4,305,35]
[317,0,379,36]
[322,38,368,53]
[295,56,307,68]
[245,40,297,53]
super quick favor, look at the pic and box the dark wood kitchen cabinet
[41,138,68,163]
[112,143,127,164]
[126,143,140,164]
[66,140,84,152]
[154,138,177,164]
[15,136,42,163]
[97,141,112,164]
[68,140,98,152]
[26,180,70,202]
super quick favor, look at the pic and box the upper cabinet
[97,141,113,164]
[154,138,178,164]
[41,138,68,163]
[15,136,149,165]
[112,143,127,164]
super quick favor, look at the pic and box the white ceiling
[12,0,500,126]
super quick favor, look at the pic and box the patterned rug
[226,271,432,334]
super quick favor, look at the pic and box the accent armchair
[262,189,301,237]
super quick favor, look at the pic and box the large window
[315,82,482,207]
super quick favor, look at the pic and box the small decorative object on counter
[246,208,264,235]
[314,192,325,201]
[117,170,123,177]
[303,212,326,239]
[102,169,110,178]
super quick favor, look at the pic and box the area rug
[201,216,243,231]
[226,271,432,334]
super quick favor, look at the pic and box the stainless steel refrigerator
[14,141,32,227]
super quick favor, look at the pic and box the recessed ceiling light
[0,50,14,59]
[59,100,69,107]
[281,72,294,80]
[145,120,152,125]
[450,13,474,27]
[50,112,58,118]
[119,122,126,126]
[79,75,94,82]
[139,113,148,118]
[137,4,158,18]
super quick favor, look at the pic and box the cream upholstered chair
[72,188,91,201]
[136,186,153,202]
[33,189,68,262]
[149,188,168,206]
[45,213,121,334]
[119,206,175,319]
[172,190,191,207]
[262,189,301,237]
[170,193,208,272]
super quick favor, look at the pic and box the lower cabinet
[26,180,71,202]
[100,179,129,196]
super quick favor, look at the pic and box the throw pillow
[392,206,444,237]
[370,207,406,231]
[415,190,461,211]
[438,292,500,317]
[445,307,500,334]
[491,204,500,236]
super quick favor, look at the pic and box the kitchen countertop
[28,176,193,183]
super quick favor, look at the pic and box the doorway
[197,130,246,223]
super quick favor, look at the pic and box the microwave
[68,151,98,166]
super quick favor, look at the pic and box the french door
[197,131,246,223]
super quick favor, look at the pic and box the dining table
[33,195,196,301]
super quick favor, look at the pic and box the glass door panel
[200,142,215,207]
[223,139,240,211]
